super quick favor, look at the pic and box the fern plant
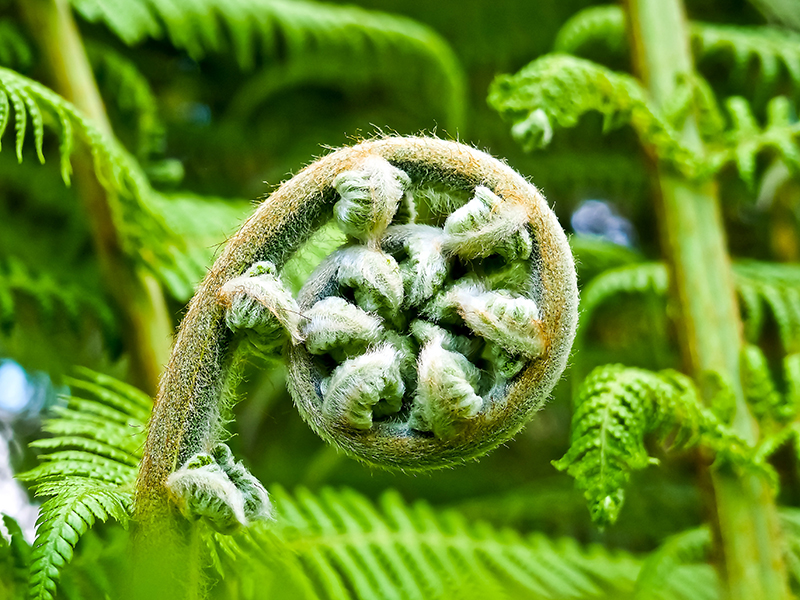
[16,367,737,600]
[489,1,800,598]
[7,1,800,600]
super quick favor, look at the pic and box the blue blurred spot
[571,200,636,247]
[0,361,28,413]
[0,360,59,418]
[180,102,212,126]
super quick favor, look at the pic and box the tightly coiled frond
[138,137,578,525]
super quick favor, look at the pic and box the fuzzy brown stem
[134,137,578,531]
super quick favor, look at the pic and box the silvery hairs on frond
[137,136,578,528]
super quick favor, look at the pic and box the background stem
[623,0,790,597]
[18,0,171,394]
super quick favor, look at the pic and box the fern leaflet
[209,485,646,600]
[86,42,164,161]
[70,0,466,129]
[555,5,800,93]
[633,527,716,600]
[18,369,149,600]
[0,256,114,336]
[0,20,33,71]
[0,515,31,600]
[0,66,211,300]
[554,365,743,527]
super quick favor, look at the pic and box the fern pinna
[18,367,722,600]
[490,1,800,597]
[17,369,148,600]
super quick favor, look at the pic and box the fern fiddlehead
[135,136,578,530]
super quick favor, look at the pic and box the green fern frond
[734,260,800,351]
[580,260,800,352]
[210,485,645,600]
[0,256,114,336]
[27,480,131,600]
[694,23,800,92]
[722,96,800,187]
[741,344,789,421]
[554,5,627,57]
[146,192,252,297]
[569,235,643,284]
[487,54,700,174]
[86,42,164,160]
[779,506,800,586]
[633,527,717,600]
[579,260,800,426]
[0,20,33,71]
[19,369,149,600]
[0,66,209,299]
[554,365,742,527]
[489,53,800,185]
[0,515,31,600]
[579,262,667,334]
[554,4,800,94]
[71,0,466,130]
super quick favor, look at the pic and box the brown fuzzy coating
[135,137,578,526]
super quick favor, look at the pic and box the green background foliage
[1,0,800,598]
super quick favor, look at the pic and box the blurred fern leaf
[555,4,800,93]
[70,0,466,129]
[0,256,114,336]
[0,20,33,71]
[210,485,647,600]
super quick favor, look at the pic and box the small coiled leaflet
[135,137,578,526]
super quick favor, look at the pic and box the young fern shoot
[136,136,578,535]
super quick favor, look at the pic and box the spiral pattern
[138,137,578,523]
[219,138,579,469]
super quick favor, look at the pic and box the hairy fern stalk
[137,136,579,536]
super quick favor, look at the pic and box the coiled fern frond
[137,137,579,567]
[69,0,465,129]
[487,54,700,172]
[554,364,742,527]
[17,368,150,600]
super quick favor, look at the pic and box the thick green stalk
[623,0,790,598]
[19,0,171,394]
